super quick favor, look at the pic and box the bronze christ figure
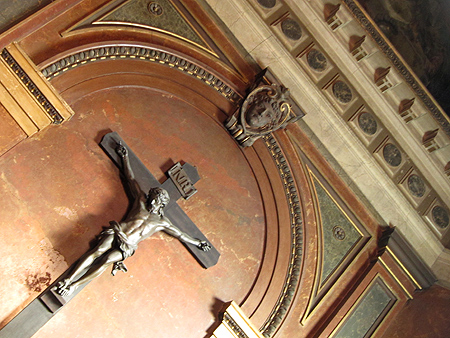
[56,143,211,296]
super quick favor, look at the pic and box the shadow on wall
[0,0,52,33]
[358,0,450,117]
[380,285,450,338]
[203,297,229,338]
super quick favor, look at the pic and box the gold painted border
[94,21,219,57]
[379,257,413,300]
[329,274,398,338]
[309,168,365,287]
[300,166,371,324]
[386,247,422,290]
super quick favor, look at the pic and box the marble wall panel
[312,174,362,286]
[0,103,27,155]
[0,83,265,337]
[333,277,395,338]
[380,285,450,338]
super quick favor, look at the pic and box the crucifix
[0,132,219,338]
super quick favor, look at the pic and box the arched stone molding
[40,44,242,103]
[33,45,308,337]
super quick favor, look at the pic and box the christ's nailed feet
[56,279,77,297]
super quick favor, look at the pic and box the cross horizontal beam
[99,132,220,268]
[0,132,219,338]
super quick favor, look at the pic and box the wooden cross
[0,132,219,338]
[99,132,219,268]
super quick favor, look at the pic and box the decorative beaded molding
[1,48,64,124]
[260,134,303,337]
[342,0,450,137]
[223,313,250,338]
[41,45,240,102]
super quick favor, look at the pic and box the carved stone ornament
[225,84,299,147]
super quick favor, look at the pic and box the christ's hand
[198,241,211,252]
[116,142,128,158]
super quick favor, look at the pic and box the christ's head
[147,187,170,213]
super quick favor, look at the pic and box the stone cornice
[204,0,449,284]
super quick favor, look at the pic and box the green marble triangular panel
[312,175,362,287]
[97,0,209,50]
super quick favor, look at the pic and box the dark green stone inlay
[334,279,394,338]
[101,0,207,48]
[281,18,302,41]
[307,49,327,72]
[0,0,52,33]
[313,176,362,286]
[383,143,402,167]
[257,0,277,9]
[332,80,352,104]
[407,174,426,198]
[432,206,449,229]
[358,112,378,135]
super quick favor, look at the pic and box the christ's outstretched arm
[116,142,144,200]
[163,221,211,251]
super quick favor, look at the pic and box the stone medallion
[333,226,346,240]
[358,112,378,135]
[148,2,163,16]
[407,174,426,198]
[432,206,449,229]
[383,143,402,167]
[281,18,302,41]
[332,81,352,104]
[307,49,327,72]
[257,0,277,8]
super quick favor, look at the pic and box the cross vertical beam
[0,132,219,338]
[99,132,219,268]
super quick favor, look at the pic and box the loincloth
[99,221,138,275]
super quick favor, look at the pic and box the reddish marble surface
[0,86,265,337]
[0,103,27,156]
[380,285,450,338]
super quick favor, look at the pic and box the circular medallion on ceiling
[333,226,346,240]
[281,18,302,41]
[407,174,426,198]
[148,2,163,16]
[332,80,353,104]
[432,206,449,229]
[307,49,327,72]
[257,0,277,9]
[383,143,402,167]
[358,112,378,135]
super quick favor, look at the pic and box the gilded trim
[260,134,304,337]
[94,21,219,58]
[223,313,250,338]
[1,48,64,124]
[329,275,397,337]
[41,45,240,102]
[386,247,422,290]
[379,257,413,299]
